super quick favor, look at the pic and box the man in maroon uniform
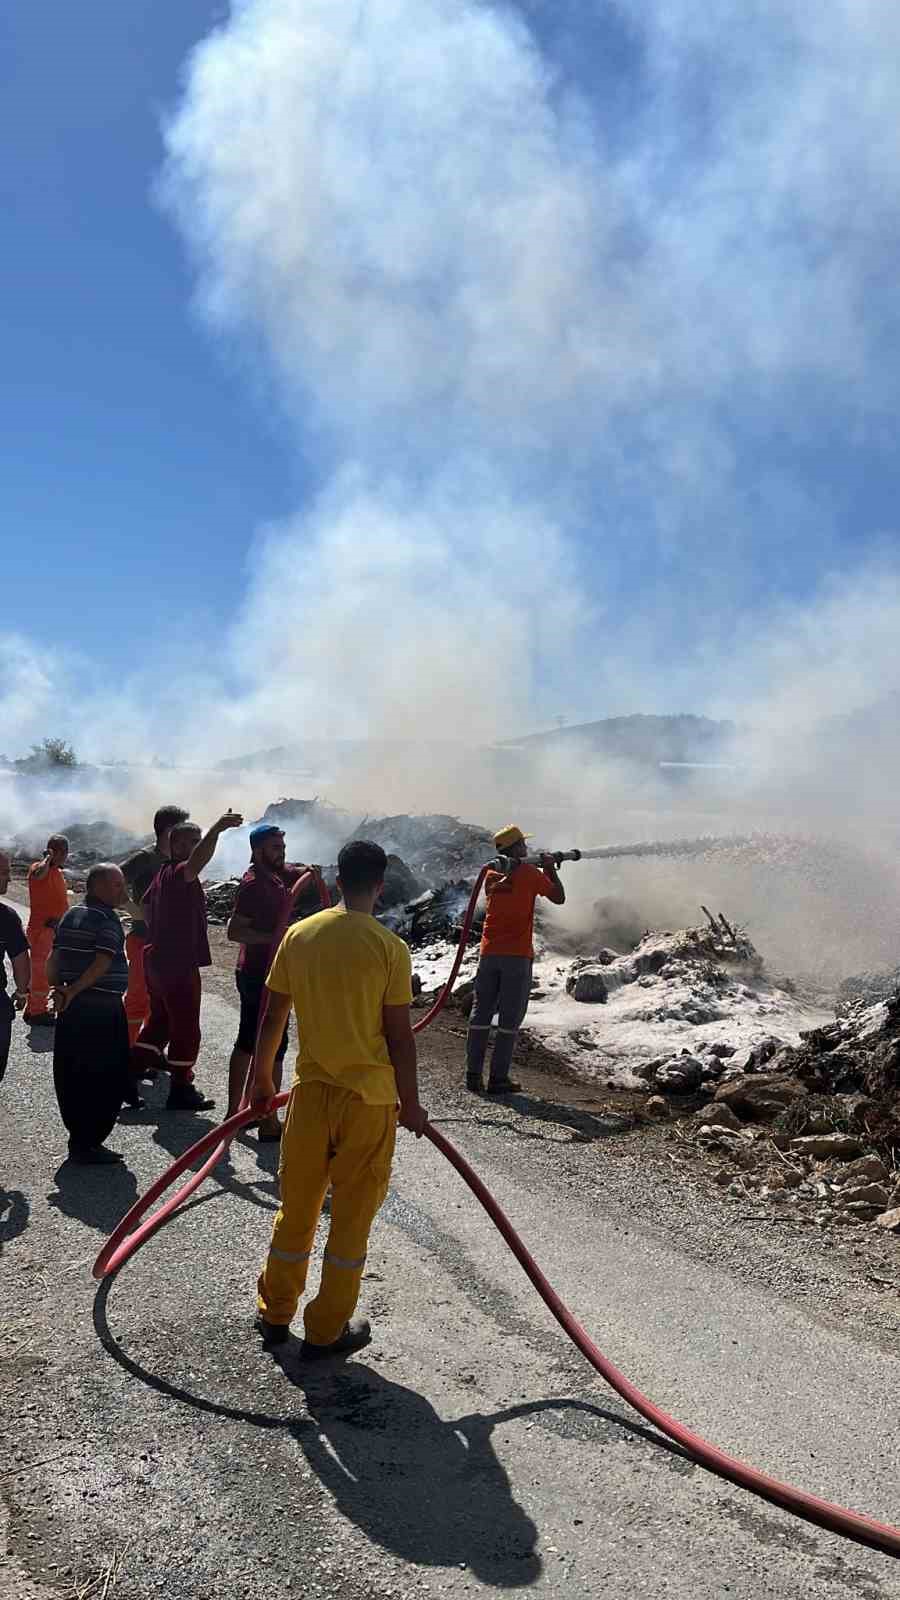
[225,822,320,1139]
[133,811,242,1110]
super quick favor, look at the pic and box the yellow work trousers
[257,1080,396,1345]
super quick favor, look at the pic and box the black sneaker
[254,1315,289,1347]
[300,1318,371,1361]
[465,1074,483,1093]
[486,1079,522,1095]
[166,1083,216,1112]
[68,1144,124,1165]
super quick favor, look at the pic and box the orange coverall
[25,864,69,1019]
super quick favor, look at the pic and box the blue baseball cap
[249,822,284,847]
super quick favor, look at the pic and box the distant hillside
[218,716,739,775]
[505,714,737,766]
[217,738,474,775]
[218,743,319,775]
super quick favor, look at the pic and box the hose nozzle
[493,848,582,870]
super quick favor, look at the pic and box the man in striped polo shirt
[47,863,132,1165]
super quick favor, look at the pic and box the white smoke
[161,0,648,456]
[5,0,900,940]
[156,0,900,743]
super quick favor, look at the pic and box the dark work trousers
[0,991,14,1083]
[465,954,533,1085]
[53,990,131,1151]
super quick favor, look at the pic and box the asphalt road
[1,980,899,1600]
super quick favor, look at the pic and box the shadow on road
[48,1159,139,1234]
[432,1094,628,1144]
[118,1094,280,1218]
[92,1273,690,1463]
[488,1094,632,1142]
[284,1360,542,1586]
[0,1186,29,1254]
[92,1268,696,1587]
[216,1156,279,1212]
[149,1105,220,1164]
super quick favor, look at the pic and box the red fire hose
[91,864,900,1561]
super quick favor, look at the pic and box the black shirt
[121,845,165,939]
[53,899,128,996]
[0,904,28,992]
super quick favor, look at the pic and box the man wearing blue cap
[226,823,321,1138]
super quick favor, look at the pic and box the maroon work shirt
[234,864,319,979]
[144,861,212,976]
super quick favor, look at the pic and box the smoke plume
[5,0,900,982]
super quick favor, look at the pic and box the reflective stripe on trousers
[465,954,532,1080]
[25,925,54,1017]
[257,1080,396,1344]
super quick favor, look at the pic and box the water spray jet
[500,835,750,870]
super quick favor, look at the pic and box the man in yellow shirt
[251,840,427,1357]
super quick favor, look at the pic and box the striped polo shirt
[53,898,128,996]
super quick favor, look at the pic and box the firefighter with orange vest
[465,824,566,1094]
[24,835,70,1025]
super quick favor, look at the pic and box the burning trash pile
[352,813,493,943]
[205,879,244,924]
[349,813,494,887]
[257,797,349,856]
[5,818,145,872]
[395,882,481,949]
[201,806,495,939]
[61,820,145,866]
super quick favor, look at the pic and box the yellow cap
[493,824,531,852]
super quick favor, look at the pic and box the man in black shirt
[47,863,132,1165]
[0,851,30,1084]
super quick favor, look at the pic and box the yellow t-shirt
[265,907,413,1106]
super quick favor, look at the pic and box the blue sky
[1,1,303,660]
[3,0,900,764]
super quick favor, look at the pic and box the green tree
[16,738,78,771]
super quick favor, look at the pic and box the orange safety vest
[27,864,69,928]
